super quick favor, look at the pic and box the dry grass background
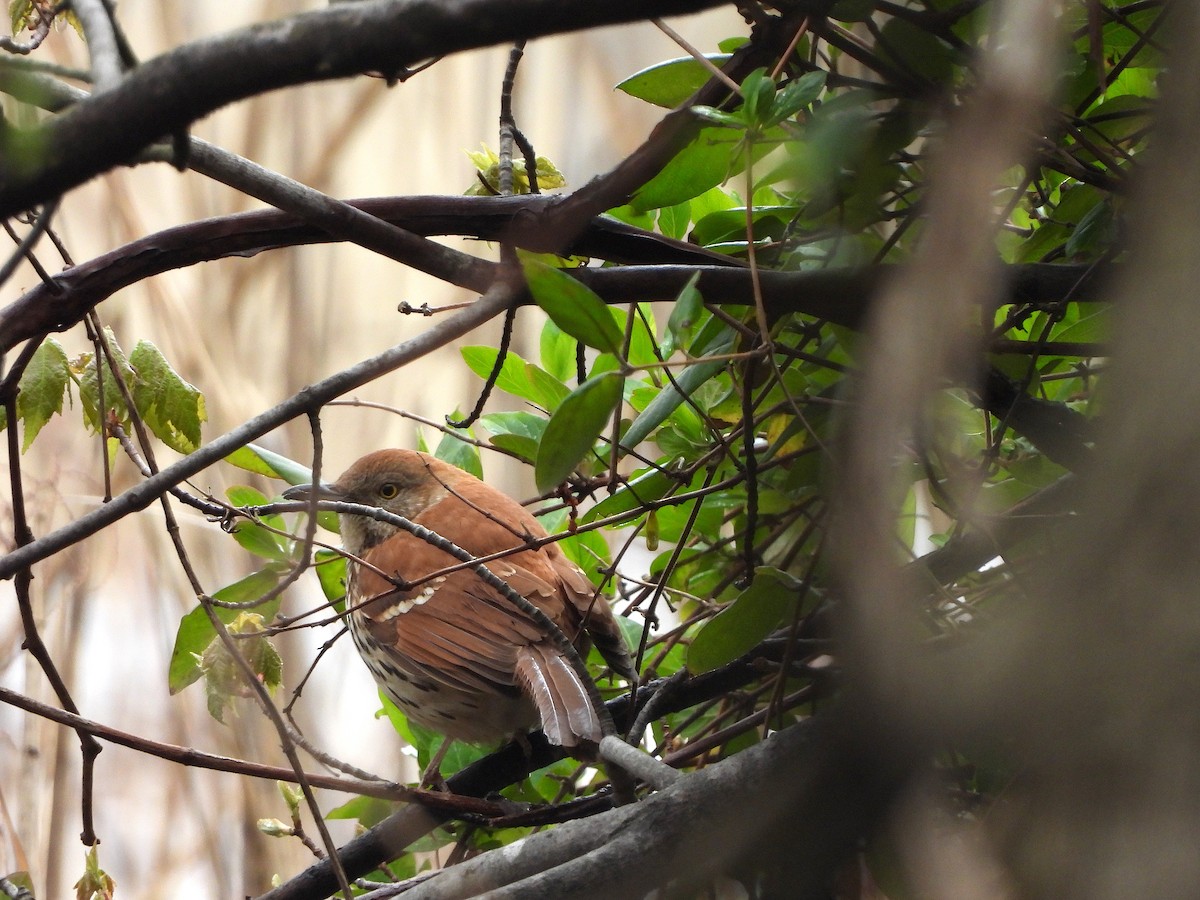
[0,1,741,895]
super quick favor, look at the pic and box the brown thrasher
[285,449,635,751]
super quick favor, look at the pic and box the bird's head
[283,449,450,555]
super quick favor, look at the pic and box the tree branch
[0,280,518,580]
[0,0,731,215]
[0,187,1108,349]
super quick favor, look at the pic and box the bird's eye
[378,482,399,500]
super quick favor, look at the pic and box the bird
[284,449,636,757]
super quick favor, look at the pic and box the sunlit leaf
[583,464,686,525]
[461,346,570,412]
[75,327,133,433]
[631,126,744,211]
[225,444,313,485]
[200,612,281,722]
[17,336,68,451]
[168,567,283,694]
[616,54,731,108]
[313,548,347,613]
[539,317,577,383]
[129,340,206,454]
[622,327,734,449]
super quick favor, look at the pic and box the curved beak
[282,482,343,502]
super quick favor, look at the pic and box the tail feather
[515,645,603,747]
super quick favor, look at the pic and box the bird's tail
[514,644,604,748]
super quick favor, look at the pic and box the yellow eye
[378,482,399,500]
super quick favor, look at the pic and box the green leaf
[657,201,691,240]
[9,0,33,33]
[76,327,133,433]
[631,126,743,211]
[435,422,483,478]
[535,373,623,492]
[1065,199,1116,258]
[464,144,567,195]
[224,444,314,485]
[539,317,577,383]
[626,303,660,369]
[226,445,339,534]
[1015,221,1070,263]
[326,795,397,829]
[831,0,876,21]
[582,464,685,525]
[877,17,957,84]
[522,257,626,358]
[603,204,656,230]
[765,71,826,126]
[200,611,281,722]
[739,68,775,126]
[313,548,347,613]
[488,433,540,463]
[615,55,731,108]
[1052,184,1103,225]
[168,568,282,694]
[226,486,291,562]
[480,411,547,443]
[461,345,537,399]
[1051,303,1109,344]
[129,340,206,453]
[17,336,68,451]
[687,567,804,674]
[690,205,797,248]
[537,508,613,582]
[460,346,570,412]
[377,693,490,775]
[689,105,747,130]
[481,410,547,464]
[621,327,734,449]
[252,629,283,694]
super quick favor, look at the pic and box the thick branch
[0,185,1108,348]
[0,0,730,215]
[263,710,905,900]
[257,647,791,899]
[0,193,739,350]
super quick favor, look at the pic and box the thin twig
[3,393,103,845]
[653,18,740,92]
[0,682,511,813]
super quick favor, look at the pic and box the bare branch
[0,0,732,215]
[0,281,519,580]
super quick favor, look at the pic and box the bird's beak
[282,482,343,502]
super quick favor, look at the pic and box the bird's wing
[350,483,634,695]
[425,473,637,681]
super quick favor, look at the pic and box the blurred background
[0,1,743,895]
